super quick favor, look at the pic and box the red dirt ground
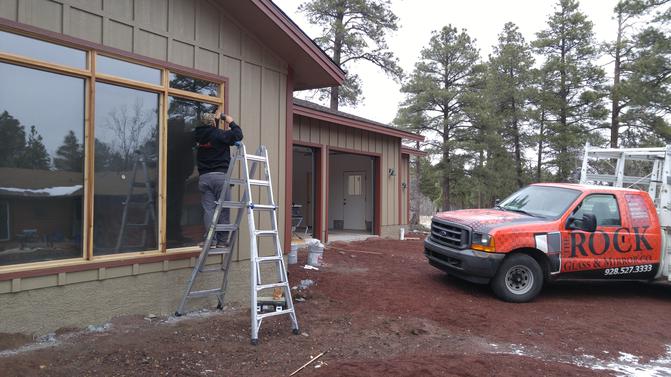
[2,234,671,376]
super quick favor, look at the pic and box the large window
[0,29,225,268]
[0,62,85,266]
[166,97,218,249]
[93,83,160,255]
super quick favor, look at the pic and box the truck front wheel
[491,254,543,303]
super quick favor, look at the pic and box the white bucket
[400,227,405,240]
[307,243,324,267]
[288,244,298,265]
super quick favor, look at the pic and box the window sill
[0,248,202,282]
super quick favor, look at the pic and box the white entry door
[343,171,366,230]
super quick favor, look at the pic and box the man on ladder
[193,111,243,247]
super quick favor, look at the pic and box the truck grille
[431,219,470,249]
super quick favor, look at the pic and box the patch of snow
[575,347,671,377]
[0,185,82,197]
[87,323,111,333]
[0,333,59,357]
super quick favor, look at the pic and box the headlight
[471,232,495,252]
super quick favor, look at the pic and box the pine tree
[0,110,27,168]
[488,23,535,188]
[299,0,402,110]
[20,125,50,170]
[533,0,608,181]
[54,130,84,172]
[396,25,479,210]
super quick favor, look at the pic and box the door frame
[292,142,323,242]
[326,146,381,242]
[342,170,367,231]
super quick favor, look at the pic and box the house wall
[0,0,291,333]
[0,0,289,262]
[293,114,406,241]
[292,148,314,228]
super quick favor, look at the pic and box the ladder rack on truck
[579,142,671,278]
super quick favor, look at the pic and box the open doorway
[292,145,319,239]
[328,151,377,241]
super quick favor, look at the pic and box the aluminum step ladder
[116,149,156,252]
[175,142,299,345]
[579,142,671,278]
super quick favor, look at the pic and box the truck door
[562,194,623,278]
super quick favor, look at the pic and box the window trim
[0,21,229,275]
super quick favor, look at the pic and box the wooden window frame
[0,26,227,275]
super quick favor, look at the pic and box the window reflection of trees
[93,85,159,255]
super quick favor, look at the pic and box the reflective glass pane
[0,30,86,69]
[0,62,85,265]
[169,73,219,97]
[97,55,161,85]
[94,83,159,255]
[166,97,217,248]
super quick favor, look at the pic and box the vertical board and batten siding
[0,0,290,262]
[400,155,409,224]
[293,114,404,238]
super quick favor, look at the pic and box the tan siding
[259,68,281,255]
[68,8,102,44]
[170,39,195,68]
[171,0,195,40]
[19,0,63,33]
[69,0,101,11]
[103,0,132,21]
[0,0,18,20]
[136,0,168,33]
[105,19,133,51]
[220,55,241,118]
[196,47,219,74]
[220,14,241,57]
[196,0,219,50]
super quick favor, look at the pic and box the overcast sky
[274,0,619,124]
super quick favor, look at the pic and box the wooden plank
[159,68,169,252]
[95,72,164,92]
[167,87,223,104]
[0,51,91,78]
[84,50,96,260]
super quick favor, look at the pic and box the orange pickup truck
[425,183,662,302]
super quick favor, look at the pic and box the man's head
[200,112,217,128]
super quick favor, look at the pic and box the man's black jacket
[193,121,243,175]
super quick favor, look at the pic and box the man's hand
[223,114,234,124]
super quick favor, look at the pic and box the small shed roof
[293,98,424,142]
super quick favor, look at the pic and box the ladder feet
[174,311,182,317]
[251,338,259,346]
[292,328,300,335]
[216,303,224,310]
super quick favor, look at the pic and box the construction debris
[289,351,327,376]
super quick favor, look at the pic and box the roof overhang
[294,103,425,142]
[220,0,345,90]
[401,147,427,157]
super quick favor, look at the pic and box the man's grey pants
[199,172,231,244]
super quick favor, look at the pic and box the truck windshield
[497,186,581,219]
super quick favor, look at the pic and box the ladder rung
[126,223,150,228]
[227,178,245,185]
[187,288,222,298]
[245,154,267,162]
[207,248,231,256]
[255,230,277,236]
[257,309,294,320]
[256,282,288,291]
[249,179,270,186]
[219,201,246,208]
[250,204,276,210]
[257,256,283,262]
[199,266,226,273]
[215,224,238,232]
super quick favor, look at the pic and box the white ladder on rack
[175,142,299,345]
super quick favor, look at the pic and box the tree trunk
[329,10,345,111]
[537,109,545,182]
[611,11,623,148]
[559,30,568,181]
[442,118,451,211]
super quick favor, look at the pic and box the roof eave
[294,103,425,142]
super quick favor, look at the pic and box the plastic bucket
[400,227,405,240]
[288,244,298,265]
[307,244,324,267]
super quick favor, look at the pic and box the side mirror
[581,213,597,232]
[494,198,501,206]
[568,213,597,232]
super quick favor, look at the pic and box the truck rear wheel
[491,254,543,303]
